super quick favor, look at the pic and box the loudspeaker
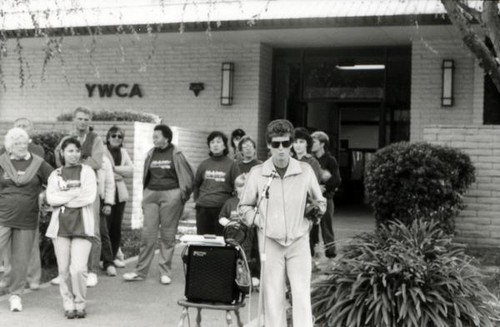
[184,245,240,304]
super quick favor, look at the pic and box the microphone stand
[253,171,276,327]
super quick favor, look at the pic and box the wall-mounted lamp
[189,82,204,97]
[441,59,454,107]
[221,62,234,105]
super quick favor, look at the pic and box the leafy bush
[32,131,66,168]
[365,142,475,233]
[56,110,161,123]
[311,220,500,327]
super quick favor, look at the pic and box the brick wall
[423,125,500,248]
[0,33,265,149]
[411,40,478,141]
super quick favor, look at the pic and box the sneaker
[0,265,4,273]
[116,248,125,261]
[251,277,260,288]
[29,283,40,291]
[75,309,86,319]
[86,273,98,287]
[65,310,76,319]
[113,259,125,268]
[50,276,60,285]
[123,272,144,282]
[106,266,117,277]
[160,275,172,285]
[0,279,7,288]
[9,295,22,312]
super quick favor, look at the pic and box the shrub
[365,142,475,233]
[31,131,66,167]
[311,220,500,327]
[56,110,161,123]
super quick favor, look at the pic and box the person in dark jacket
[194,131,240,236]
[311,131,342,258]
[123,124,194,285]
[237,135,262,174]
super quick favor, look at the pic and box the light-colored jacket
[239,157,326,246]
[45,164,97,239]
[104,147,133,203]
[97,156,116,205]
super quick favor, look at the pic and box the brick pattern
[411,40,476,141]
[0,34,264,152]
[423,125,500,247]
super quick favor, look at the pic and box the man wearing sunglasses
[239,119,326,327]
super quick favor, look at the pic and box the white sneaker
[123,272,144,282]
[50,276,60,285]
[0,279,7,288]
[106,266,117,277]
[113,259,125,268]
[160,275,172,285]
[9,295,22,312]
[0,265,4,273]
[29,283,40,290]
[86,273,98,287]
[116,248,125,261]
[251,277,260,288]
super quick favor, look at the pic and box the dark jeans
[195,206,224,236]
[309,198,336,258]
[100,201,126,269]
[242,226,260,278]
[107,201,126,258]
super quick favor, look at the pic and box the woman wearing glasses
[103,126,134,269]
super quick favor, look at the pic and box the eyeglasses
[110,134,123,140]
[270,140,291,149]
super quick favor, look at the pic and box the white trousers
[53,237,92,311]
[259,232,313,327]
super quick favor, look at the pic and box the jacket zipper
[280,176,288,244]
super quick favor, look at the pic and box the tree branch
[441,0,500,92]
[482,0,500,61]
[456,0,482,24]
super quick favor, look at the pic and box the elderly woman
[46,137,97,319]
[0,127,53,312]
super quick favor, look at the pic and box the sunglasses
[110,134,123,139]
[270,140,291,149]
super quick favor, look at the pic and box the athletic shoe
[123,272,144,282]
[106,266,117,277]
[9,295,22,312]
[29,283,40,290]
[65,310,76,319]
[113,259,125,268]
[50,276,60,285]
[0,265,4,273]
[251,277,260,288]
[86,273,98,287]
[75,309,86,319]
[0,279,7,288]
[160,275,172,285]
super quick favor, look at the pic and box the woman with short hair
[0,127,53,312]
[46,137,97,319]
[194,131,241,236]
[237,135,262,174]
[103,125,134,269]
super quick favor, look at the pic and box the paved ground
[0,204,375,327]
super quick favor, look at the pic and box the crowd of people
[0,108,340,327]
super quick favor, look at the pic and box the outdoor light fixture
[189,82,204,97]
[221,62,234,105]
[441,59,454,107]
[336,64,385,70]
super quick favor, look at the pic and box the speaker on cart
[184,245,240,304]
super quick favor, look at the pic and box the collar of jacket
[261,157,302,178]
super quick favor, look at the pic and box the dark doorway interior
[273,46,411,204]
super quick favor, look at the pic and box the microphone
[262,170,278,196]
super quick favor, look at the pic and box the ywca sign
[86,83,143,98]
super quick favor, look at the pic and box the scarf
[0,152,43,186]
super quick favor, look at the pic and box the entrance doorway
[273,46,411,204]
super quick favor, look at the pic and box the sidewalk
[0,205,374,327]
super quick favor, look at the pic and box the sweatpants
[259,232,313,327]
[0,226,36,296]
[53,237,92,311]
[135,188,184,278]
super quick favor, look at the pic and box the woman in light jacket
[46,137,97,319]
[103,126,133,268]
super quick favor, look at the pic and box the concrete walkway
[0,205,374,327]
